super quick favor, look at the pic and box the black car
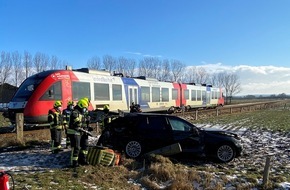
[97,113,242,162]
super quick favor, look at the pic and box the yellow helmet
[103,105,110,112]
[54,101,62,108]
[67,100,74,106]
[83,97,90,103]
[77,99,89,109]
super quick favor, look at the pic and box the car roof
[121,112,176,119]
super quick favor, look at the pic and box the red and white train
[7,67,224,125]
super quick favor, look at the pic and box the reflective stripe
[82,150,88,155]
[50,125,63,130]
[67,129,80,135]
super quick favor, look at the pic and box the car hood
[201,128,240,138]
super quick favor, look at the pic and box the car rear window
[138,116,168,132]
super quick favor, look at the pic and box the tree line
[0,50,241,104]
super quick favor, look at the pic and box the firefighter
[130,102,142,113]
[62,100,74,148]
[48,100,63,154]
[67,98,90,167]
[102,105,111,128]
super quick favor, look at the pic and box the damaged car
[97,113,242,163]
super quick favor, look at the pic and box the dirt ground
[0,129,51,148]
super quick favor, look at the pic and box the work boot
[72,160,79,168]
[79,156,89,165]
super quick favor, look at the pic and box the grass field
[1,105,290,190]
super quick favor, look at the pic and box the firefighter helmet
[67,100,74,106]
[103,105,110,113]
[54,101,62,108]
[83,97,90,104]
[77,99,89,109]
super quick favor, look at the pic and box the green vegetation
[194,108,290,132]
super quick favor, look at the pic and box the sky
[1,0,290,95]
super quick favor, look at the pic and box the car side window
[139,116,168,131]
[168,117,192,131]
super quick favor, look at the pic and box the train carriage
[7,67,224,125]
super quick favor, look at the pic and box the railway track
[173,99,288,119]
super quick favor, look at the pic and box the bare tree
[87,56,101,70]
[0,51,12,85]
[33,52,42,72]
[11,51,24,87]
[103,55,116,73]
[116,56,127,75]
[158,59,171,81]
[43,54,50,71]
[0,51,12,102]
[50,55,63,69]
[210,72,225,87]
[23,51,33,78]
[126,58,136,77]
[221,72,241,104]
[138,57,160,78]
[170,59,185,82]
[195,67,210,84]
[182,66,196,83]
[33,52,49,72]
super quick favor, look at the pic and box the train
[7,66,224,125]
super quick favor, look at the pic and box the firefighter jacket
[62,108,73,127]
[48,108,63,130]
[67,107,84,135]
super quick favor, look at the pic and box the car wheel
[216,144,236,162]
[125,140,142,158]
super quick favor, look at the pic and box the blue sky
[1,0,290,95]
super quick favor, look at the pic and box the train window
[152,87,160,102]
[202,91,206,101]
[184,89,189,100]
[94,83,109,100]
[40,81,62,101]
[172,89,178,100]
[161,88,169,102]
[197,90,202,101]
[113,84,122,101]
[73,82,91,101]
[141,86,150,102]
[191,90,197,101]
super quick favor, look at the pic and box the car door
[138,115,173,151]
[166,116,203,153]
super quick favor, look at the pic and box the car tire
[216,144,236,163]
[125,140,142,158]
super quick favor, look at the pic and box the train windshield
[11,76,45,101]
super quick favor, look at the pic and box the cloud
[125,51,162,58]
[194,63,290,95]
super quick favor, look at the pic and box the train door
[206,86,211,105]
[128,86,138,108]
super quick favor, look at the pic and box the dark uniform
[48,101,63,153]
[62,101,74,148]
[67,98,90,167]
